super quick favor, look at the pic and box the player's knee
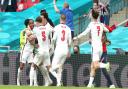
[93,61,99,69]
[20,62,25,70]
[20,65,24,70]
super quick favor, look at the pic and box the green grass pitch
[0,85,124,89]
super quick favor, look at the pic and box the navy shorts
[100,52,108,63]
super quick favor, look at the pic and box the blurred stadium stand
[17,0,40,11]
[0,0,128,54]
[0,0,92,52]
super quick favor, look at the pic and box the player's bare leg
[87,61,110,87]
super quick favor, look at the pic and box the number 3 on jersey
[61,30,65,41]
[97,26,100,36]
[42,31,46,41]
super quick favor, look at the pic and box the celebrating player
[74,9,112,88]
[32,15,53,86]
[17,19,38,86]
[50,14,72,86]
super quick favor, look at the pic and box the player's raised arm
[53,0,60,13]
[101,23,109,32]
[74,25,91,41]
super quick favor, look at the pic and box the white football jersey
[53,24,72,48]
[33,23,53,50]
[78,21,109,47]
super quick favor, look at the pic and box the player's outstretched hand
[73,37,78,41]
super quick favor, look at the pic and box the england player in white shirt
[50,14,72,86]
[17,19,38,86]
[74,9,110,88]
[31,15,53,86]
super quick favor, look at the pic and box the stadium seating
[0,0,92,52]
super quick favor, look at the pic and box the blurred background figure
[53,0,74,38]
[73,45,80,54]
[0,0,17,12]
[17,0,40,12]
[40,9,54,27]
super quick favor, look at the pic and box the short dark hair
[36,16,42,23]
[40,9,48,19]
[92,9,99,19]
[24,19,33,27]
[40,9,46,14]
[41,12,48,19]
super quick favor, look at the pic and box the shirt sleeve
[32,27,38,39]
[101,23,109,32]
[32,28,36,34]
[52,27,57,43]
[77,24,91,39]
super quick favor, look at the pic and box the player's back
[34,25,50,50]
[89,22,105,47]
[53,24,71,48]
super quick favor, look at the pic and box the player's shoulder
[46,23,53,29]
[87,22,93,28]
[54,24,61,30]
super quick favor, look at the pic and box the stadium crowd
[0,0,41,12]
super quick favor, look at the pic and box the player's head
[60,14,66,24]
[24,19,34,30]
[40,9,48,19]
[24,19,29,27]
[40,9,46,14]
[92,9,99,20]
[40,12,48,25]
[35,16,42,26]
[93,2,98,10]
[63,2,69,8]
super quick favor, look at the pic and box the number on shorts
[61,30,65,41]
[42,31,46,41]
